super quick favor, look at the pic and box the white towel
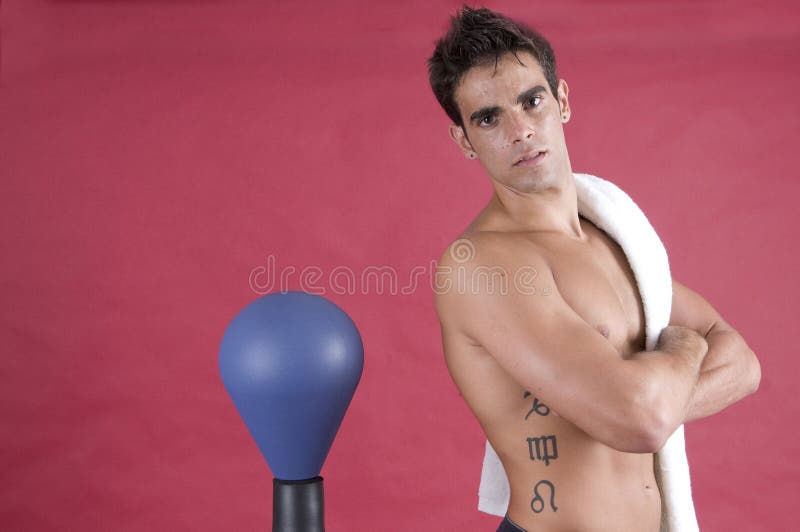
[477,173,699,532]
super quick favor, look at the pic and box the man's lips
[514,150,546,166]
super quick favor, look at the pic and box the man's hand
[656,325,709,361]
[626,325,709,445]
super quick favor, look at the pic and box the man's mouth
[515,151,546,166]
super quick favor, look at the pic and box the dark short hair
[428,6,559,127]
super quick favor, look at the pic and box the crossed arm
[435,242,761,453]
[668,279,761,422]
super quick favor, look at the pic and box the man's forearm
[626,339,706,447]
[684,323,760,422]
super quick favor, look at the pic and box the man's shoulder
[433,230,556,324]
[437,229,550,271]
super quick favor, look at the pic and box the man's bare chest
[535,221,646,355]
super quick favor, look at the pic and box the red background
[1,1,798,530]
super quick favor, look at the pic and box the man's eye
[479,115,496,126]
[526,96,543,108]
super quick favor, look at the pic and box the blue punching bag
[219,291,364,532]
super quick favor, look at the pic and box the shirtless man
[428,7,761,532]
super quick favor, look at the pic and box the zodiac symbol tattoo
[530,479,558,514]
[527,435,558,466]
[523,391,551,419]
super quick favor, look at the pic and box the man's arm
[434,239,708,454]
[668,279,761,422]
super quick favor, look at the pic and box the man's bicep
[669,279,725,335]
[669,278,761,420]
[477,291,620,391]
[436,255,625,413]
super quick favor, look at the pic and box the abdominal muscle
[450,334,663,531]
[487,396,662,532]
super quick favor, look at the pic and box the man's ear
[557,79,571,123]
[449,124,477,160]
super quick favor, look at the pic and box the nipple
[596,324,610,338]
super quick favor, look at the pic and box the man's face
[450,51,572,193]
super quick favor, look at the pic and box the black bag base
[273,476,324,532]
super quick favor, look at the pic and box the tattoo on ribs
[530,479,558,513]
[527,435,558,466]
[523,391,551,419]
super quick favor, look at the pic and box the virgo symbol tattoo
[527,435,558,466]
[530,479,558,514]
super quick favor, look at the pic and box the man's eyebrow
[468,86,549,124]
[469,106,501,124]
[516,85,548,105]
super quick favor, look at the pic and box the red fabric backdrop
[1,1,797,530]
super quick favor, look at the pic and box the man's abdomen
[489,397,661,532]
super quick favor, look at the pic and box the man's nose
[506,113,535,145]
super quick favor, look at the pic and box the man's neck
[488,172,585,240]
